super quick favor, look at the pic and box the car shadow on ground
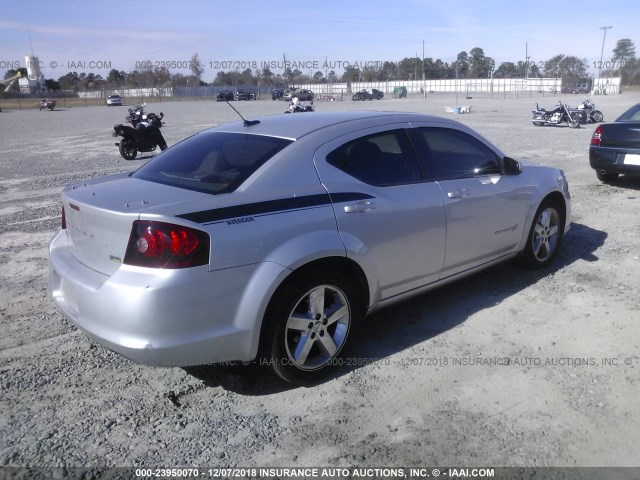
[184,221,606,394]
[607,176,640,191]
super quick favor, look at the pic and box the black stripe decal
[177,192,374,224]
[329,192,374,204]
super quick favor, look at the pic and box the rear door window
[326,129,422,186]
[133,132,292,194]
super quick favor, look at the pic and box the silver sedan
[49,111,571,384]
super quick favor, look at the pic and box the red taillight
[591,126,603,146]
[124,221,210,269]
[61,205,66,229]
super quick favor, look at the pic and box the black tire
[591,110,604,123]
[520,198,565,269]
[596,170,619,183]
[119,139,138,160]
[263,270,362,385]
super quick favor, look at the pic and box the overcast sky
[1,0,637,80]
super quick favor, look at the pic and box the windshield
[615,103,640,122]
[132,132,293,194]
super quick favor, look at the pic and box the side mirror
[503,156,521,175]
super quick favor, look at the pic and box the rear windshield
[132,132,293,194]
[616,104,640,122]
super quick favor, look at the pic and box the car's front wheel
[520,198,565,269]
[264,271,361,385]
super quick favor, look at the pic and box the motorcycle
[113,104,167,160]
[575,98,603,124]
[284,101,314,113]
[531,101,582,128]
[37,98,56,111]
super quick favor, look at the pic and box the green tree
[455,51,470,78]
[212,71,233,86]
[543,54,588,83]
[612,39,636,62]
[469,47,494,78]
[342,66,361,82]
[290,69,304,83]
[612,39,638,85]
[527,61,541,78]
[45,79,60,90]
[107,69,126,85]
[154,67,171,87]
[260,67,274,84]
[494,62,519,78]
[190,53,204,82]
[171,73,189,87]
[361,66,379,82]
[380,61,398,80]
[239,68,255,85]
[57,72,80,90]
[434,59,451,79]
[397,57,420,80]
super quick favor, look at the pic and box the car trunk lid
[600,122,640,149]
[61,173,211,276]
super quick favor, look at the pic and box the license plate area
[623,154,640,165]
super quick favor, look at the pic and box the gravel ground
[0,92,639,472]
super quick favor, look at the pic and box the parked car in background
[352,88,384,101]
[216,90,234,101]
[49,111,571,385]
[393,86,408,98]
[106,94,122,106]
[561,84,590,94]
[236,89,257,101]
[590,103,640,183]
[272,88,285,100]
[284,89,314,102]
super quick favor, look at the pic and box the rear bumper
[49,230,288,367]
[590,147,640,176]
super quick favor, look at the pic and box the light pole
[598,26,612,81]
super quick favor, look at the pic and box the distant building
[18,55,46,94]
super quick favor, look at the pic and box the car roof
[204,111,459,141]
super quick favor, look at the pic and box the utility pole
[422,41,426,98]
[283,52,287,87]
[598,26,612,80]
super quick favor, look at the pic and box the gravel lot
[0,92,639,471]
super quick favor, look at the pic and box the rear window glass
[132,132,292,194]
[616,104,640,122]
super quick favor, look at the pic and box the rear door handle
[447,188,470,199]
[344,200,376,213]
